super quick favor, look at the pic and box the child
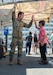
[34,20,48,64]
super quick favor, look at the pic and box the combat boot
[9,61,13,65]
[9,52,13,65]
[9,56,13,65]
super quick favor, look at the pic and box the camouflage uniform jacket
[12,14,33,40]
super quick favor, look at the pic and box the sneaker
[39,60,48,65]
[9,61,13,65]
[36,52,39,54]
[17,61,23,65]
[28,53,31,55]
[3,56,6,59]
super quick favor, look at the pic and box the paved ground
[0,48,53,75]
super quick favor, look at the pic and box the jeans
[26,42,31,54]
[39,44,47,61]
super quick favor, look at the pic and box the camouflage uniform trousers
[9,37,23,62]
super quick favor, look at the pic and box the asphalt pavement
[0,48,53,75]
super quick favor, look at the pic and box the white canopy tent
[0,1,53,26]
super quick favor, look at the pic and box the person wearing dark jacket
[26,32,32,54]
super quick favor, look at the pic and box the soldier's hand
[12,3,17,11]
[12,10,15,16]
[12,6,15,12]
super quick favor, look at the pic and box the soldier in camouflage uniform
[9,10,33,65]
